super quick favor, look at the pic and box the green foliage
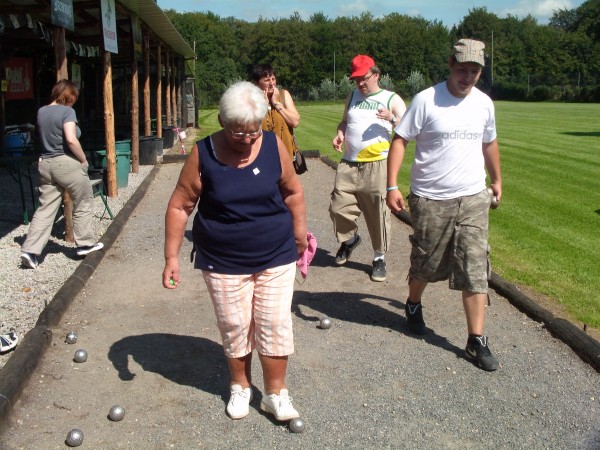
[168,1,599,104]
[337,76,354,99]
[379,74,395,91]
[406,70,426,97]
[318,79,337,101]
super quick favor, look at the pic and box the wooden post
[156,43,162,139]
[103,51,117,197]
[53,26,74,242]
[143,32,151,136]
[131,56,139,173]
[171,53,177,128]
[177,57,184,129]
[165,49,171,127]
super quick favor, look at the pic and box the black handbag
[293,149,308,175]
[292,136,307,175]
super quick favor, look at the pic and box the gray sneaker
[370,259,387,282]
[21,252,38,269]
[465,335,499,371]
[335,235,362,265]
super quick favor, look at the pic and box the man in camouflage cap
[386,38,502,371]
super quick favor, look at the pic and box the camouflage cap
[453,39,485,66]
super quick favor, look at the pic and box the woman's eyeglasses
[228,128,262,140]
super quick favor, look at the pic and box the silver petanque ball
[319,317,332,329]
[73,349,88,363]
[487,187,499,209]
[108,405,125,421]
[289,417,306,433]
[65,428,84,447]
[65,331,77,344]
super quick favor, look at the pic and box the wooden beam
[130,33,139,173]
[171,53,177,128]
[53,26,74,242]
[143,32,151,136]
[165,49,171,127]
[156,43,162,139]
[103,51,117,197]
[131,58,139,173]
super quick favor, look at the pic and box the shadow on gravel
[108,333,227,395]
[309,246,374,277]
[292,290,464,360]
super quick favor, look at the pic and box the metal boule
[65,331,77,344]
[289,417,306,433]
[65,428,84,447]
[73,349,88,363]
[319,317,332,329]
[487,187,499,209]
[108,405,125,421]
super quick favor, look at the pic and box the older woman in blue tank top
[163,81,307,423]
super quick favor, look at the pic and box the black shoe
[405,300,427,335]
[335,235,362,265]
[465,335,499,371]
[370,259,387,282]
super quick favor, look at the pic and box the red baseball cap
[350,55,375,78]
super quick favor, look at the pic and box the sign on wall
[101,0,118,54]
[51,0,74,31]
[4,57,33,100]
[71,63,81,87]
[131,15,143,61]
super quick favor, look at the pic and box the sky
[156,0,585,28]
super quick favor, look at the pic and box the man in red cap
[386,39,502,371]
[330,54,406,282]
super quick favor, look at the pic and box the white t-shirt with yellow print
[343,88,397,162]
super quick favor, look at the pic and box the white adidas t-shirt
[395,82,497,200]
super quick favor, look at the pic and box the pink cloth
[297,231,317,279]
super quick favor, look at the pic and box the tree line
[164,1,600,105]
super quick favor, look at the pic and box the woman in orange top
[251,64,300,160]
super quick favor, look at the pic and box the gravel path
[1,158,598,449]
[0,158,153,369]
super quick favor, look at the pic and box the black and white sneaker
[335,234,362,265]
[21,252,38,269]
[405,300,427,335]
[370,259,387,282]
[76,242,104,256]
[465,335,499,371]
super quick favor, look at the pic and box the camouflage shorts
[408,189,491,293]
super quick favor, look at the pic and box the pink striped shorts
[202,262,296,358]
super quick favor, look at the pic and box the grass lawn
[198,101,600,330]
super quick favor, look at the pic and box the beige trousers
[22,155,96,255]
[329,159,391,253]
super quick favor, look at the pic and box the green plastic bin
[95,139,131,188]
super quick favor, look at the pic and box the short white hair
[219,81,268,128]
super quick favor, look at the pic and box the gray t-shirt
[37,104,81,158]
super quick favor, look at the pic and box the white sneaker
[76,242,104,256]
[227,384,252,419]
[260,388,299,421]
